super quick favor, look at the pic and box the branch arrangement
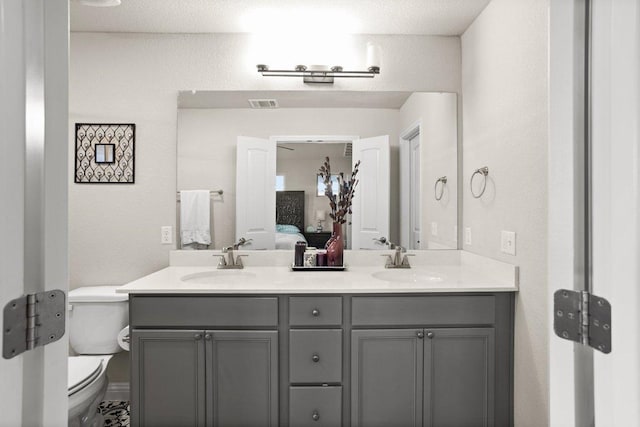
[318,157,361,225]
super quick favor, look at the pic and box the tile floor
[98,401,130,426]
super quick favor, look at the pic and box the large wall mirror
[177,90,458,250]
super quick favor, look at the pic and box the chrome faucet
[381,243,414,268]
[216,238,252,269]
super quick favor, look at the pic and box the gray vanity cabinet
[129,295,280,427]
[351,329,424,427]
[205,330,279,427]
[131,329,206,427]
[351,327,496,427]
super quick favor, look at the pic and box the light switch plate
[431,222,438,236]
[501,230,516,255]
[161,226,173,244]
[465,227,472,245]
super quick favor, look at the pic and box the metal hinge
[3,290,65,359]
[554,289,611,354]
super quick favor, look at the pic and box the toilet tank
[68,286,128,355]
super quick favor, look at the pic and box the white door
[351,135,390,249]
[236,136,276,249]
[549,0,640,425]
[409,135,421,249]
[0,0,69,426]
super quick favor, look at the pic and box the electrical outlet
[465,227,472,245]
[431,222,438,236]
[161,226,173,244]
[501,230,516,255]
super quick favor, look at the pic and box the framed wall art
[74,123,135,184]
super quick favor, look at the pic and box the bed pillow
[276,224,301,234]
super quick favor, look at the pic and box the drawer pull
[312,354,320,363]
[311,308,320,317]
[416,331,424,339]
[312,410,320,421]
[427,331,435,339]
[205,333,212,341]
[194,333,202,340]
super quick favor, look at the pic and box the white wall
[69,32,460,289]
[461,0,549,425]
[177,108,399,248]
[399,93,458,249]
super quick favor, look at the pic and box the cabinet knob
[312,410,320,421]
[416,331,424,339]
[194,333,202,340]
[311,308,320,317]
[205,334,212,341]
[312,354,320,363]
[426,331,435,339]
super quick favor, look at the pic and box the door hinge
[554,289,611,353]
[3,290,65,359]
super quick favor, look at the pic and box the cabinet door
[423,328,495,427]
[131,329,206,427]
[206,330,278,427]
[351,329,423,427]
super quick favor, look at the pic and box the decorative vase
[326,222,344,267]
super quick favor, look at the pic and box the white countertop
[117,250,518,294]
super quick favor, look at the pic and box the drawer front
[290,330,342,383]
[130,296,278,328]
[290,297,342,326]
[290,386,342,427]
[351,295,496,326]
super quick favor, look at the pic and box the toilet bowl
[67,286,128,427]
[68,355,112,427]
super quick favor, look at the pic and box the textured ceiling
[71,0,491,35]
[178,90,413,109]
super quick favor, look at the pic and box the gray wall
[461,0,549,425]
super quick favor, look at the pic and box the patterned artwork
[75,124,135,183]
[99,401,130,426]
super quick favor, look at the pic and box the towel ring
[434,176,447,201]
[470,167,489,198]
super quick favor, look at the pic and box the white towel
[180,190,211,247]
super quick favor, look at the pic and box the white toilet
[67,286,129,427]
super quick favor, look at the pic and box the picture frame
[74,123,135,184]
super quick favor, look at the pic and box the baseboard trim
[104,382,130,401]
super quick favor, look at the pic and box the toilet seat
[68,356,104,396]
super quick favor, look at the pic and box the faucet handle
[215,255,227,267]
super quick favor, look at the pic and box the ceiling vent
[343,143,353,157]
[248,99,279,109]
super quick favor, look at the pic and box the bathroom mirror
[176,90,458,251]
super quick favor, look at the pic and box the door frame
[399,121,422,249]
[549,0,640,425]
[0,0,69,425]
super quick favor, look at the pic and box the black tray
[290,264,347,272]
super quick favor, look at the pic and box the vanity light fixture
[77,0,122,6]
[257,64,380,84]
[257,42,381,84]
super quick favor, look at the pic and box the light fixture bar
[256,64,380,84]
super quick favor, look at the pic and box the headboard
[276,191,305,232]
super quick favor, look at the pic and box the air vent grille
[248,99,279,109]
[343,143,353,157]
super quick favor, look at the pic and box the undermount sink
[372,270,444,284]
[181,270,257,285]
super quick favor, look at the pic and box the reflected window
[276,175,285,191]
